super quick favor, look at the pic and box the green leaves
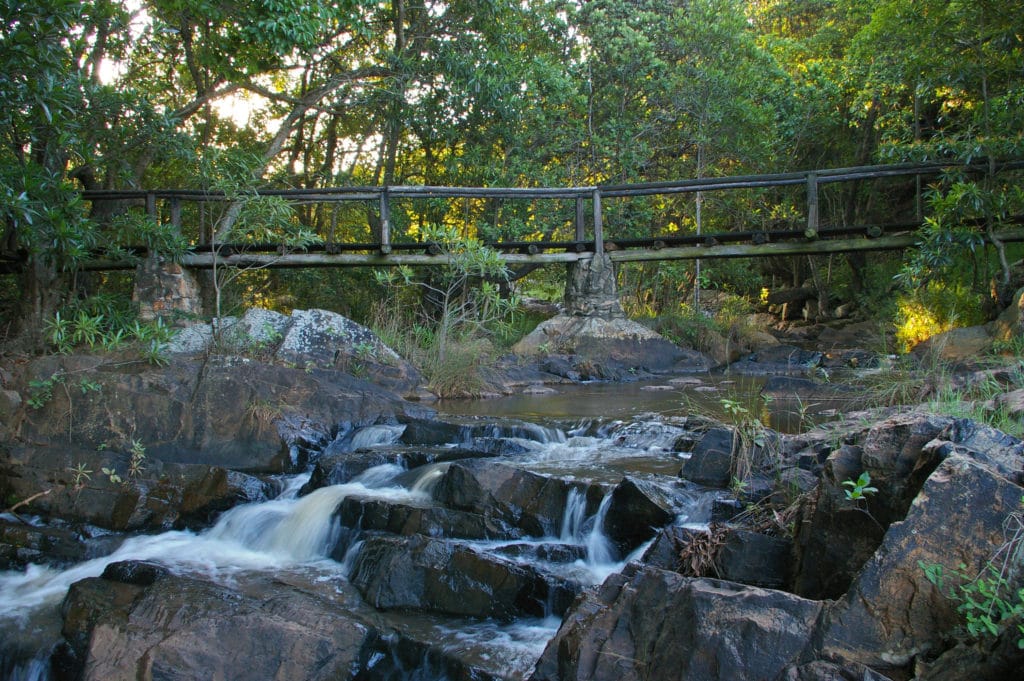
[842,472,879,501]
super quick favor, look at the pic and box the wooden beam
[62,227,1024,271]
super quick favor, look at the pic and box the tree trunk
[13,258,68,352]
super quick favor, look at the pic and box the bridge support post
[132,254,204,323]
[564,254,624,320]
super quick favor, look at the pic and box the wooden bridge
[51,160,1024,271]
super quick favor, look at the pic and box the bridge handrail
[75,159,1023,260]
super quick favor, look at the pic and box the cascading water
[1,401,718,681]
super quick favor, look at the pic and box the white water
[0,467,425,619]
[0,417,693,679]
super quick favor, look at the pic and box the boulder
[347,534,579,619]
[912,325,993,362]
[601,477,677,556]
[680,426,735,488]
[923,418,1024,483]
[59,569,379,681]
[530,565,823,681]
[714,529,792,589]
[989,285,1024,341]
[332,494,516,546]
[433,460,598,537]
[821,454,1024,670]
[513,315,713,378]
[728,345,823,375]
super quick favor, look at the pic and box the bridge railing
[77,159,1024,266]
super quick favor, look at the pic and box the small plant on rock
[842,471,878,502]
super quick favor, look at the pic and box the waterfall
[559,489,588,542]
[349,424,406,449]
[408,463,449,497]
[584,493,615,566]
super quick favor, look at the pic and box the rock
[165,322,214,354]
[714,529,792,589]
[347,534,579,619]
[680,426,735,488]
[728,345,823,375]
[912,325,993,362]
[821,454,1024,670]
[276,308,422,394]
[433,460,598,537]
[778,660,893,681]
[60,571,379,681]
[530,565,824,681]
[0,388,22,441]
[0,519,90,570]
[990,285,1024,341]
[513,315,713,377]
[924,418,1024,483]
[332,494,516,547]
[985,388,1024,421]
[601,477,676,556]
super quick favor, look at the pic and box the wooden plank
[66,229,1024,271]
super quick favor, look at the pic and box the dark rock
[530,565,823,681]
[924,418,1024,483]
[913,634,1024,681]
[60,573,378,681]
[0,519,89,570]
[348,534,579,619]
[714,530,791,589]
[778,660,893,681]
[792,412,959,600]
[639,525,703,571]
[680,426,735,487]
[100,560,170,586]
[332,494,517,548]
[821,454,1024,670]
[601,477,676,556]
[711,497,744,523]
[791,444,887,600]
[433,460,597,538]
[728,345,823,375]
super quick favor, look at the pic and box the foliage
[374,225,517,364]
[842,472,878,502]
[894,281,989,353]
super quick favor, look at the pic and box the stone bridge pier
[564,254,625,319]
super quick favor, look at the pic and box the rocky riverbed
[1,308,1023,680]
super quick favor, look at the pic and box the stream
[0,378,770,681]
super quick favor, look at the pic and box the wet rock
[601,477,676,556]
[530,565,823,681]
[100,559,170,586]
[821,454,1024,670]
[348,534,579,619]
[332,494,516,546]
[728,344,823,375]
[0,519,89,570]
[433,460,598,537]
[60,572,378,681]
[680,426,735,487]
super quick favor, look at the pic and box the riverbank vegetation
[1,0,1023,376]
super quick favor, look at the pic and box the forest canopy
[2,0,1023,350]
